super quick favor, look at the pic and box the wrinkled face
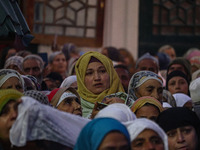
[23,59,42,79]
[135,80,163,102]
[167,126,198,150]
[115,68,130,93]
[51,54,67,74]
[168,64,186,75]
[84,62,110,94]
[132,129,164,150]
[136,59,158,74]
[57,97,82,116]
[0,100,21,141]
[135,105,160,122]
[1,77,23,93]
[98,132,130,150]
[164,48,176,60]
[168,76,188,95]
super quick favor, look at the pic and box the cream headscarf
[75,51,124,103]
[126,118,168,150]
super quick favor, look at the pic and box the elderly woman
[0,89,23,144]
[48,51,68,79]
[0,89,89,149]
[74,118,131,150]
[166,70,190,95]
[4,55,24,74]
[126,118,168,150]
[128,71,163,102]
[75,51,126,118]
[131,96,163,121]
[157,107,200,150]
[48,87,82,116]
[0,69,24,93]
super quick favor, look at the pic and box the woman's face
[1,77,23,93]
[135,105,160,122]
[51,54,67,74]
[0,99,22,141]
[57,96,82,116]
[167,126,198,150]
[84,61,110,94]
[168,76,188,95]
[131,129,164,150]
[98,132,130,150]
[135,80,163,102]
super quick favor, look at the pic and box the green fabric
[81,92,134,118]
[81,98,94,118]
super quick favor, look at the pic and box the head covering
[60,75,77,88]
[56,92,78,107]
[126,118,168,150]
[135,52,159,69]
[4,56,24,71]
[48,51,64,64]
[0,89,23,114]
[185,48,200,60]
[95,103,136,123]
[157,107,200,134]
[190,56,200,69]
[189,77,200,104]
[21,75,37,91]
[48,87,80,107]
[167,57,191,82]
[162,102,172,108]
[128,71,163,100]
[75,51,124,103]
[23,54,44,70]
[74,118,130,150]
[0,69,24,90]
[157,52,171,70]
[173,93,192,107]
[132,96,163,113]
[102,92,134,108]
[24,90,50,105]
[192,69,200,81]
[162,89,176,107]
[10,96,90,148]
[166,70,189,90]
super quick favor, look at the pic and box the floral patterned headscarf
[128,71,163,101]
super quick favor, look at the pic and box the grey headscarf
[128,71,163,101]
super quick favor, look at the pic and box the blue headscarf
[74,118,130,150]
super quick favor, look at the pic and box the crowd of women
[0,44,200,150]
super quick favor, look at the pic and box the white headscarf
[0,69,24,89]
[126,118,168,150]
[95,103,136,123]
[10,96,90,148]
[56,92,77,107]
[60,75,77,88]
[173,93,192,107]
